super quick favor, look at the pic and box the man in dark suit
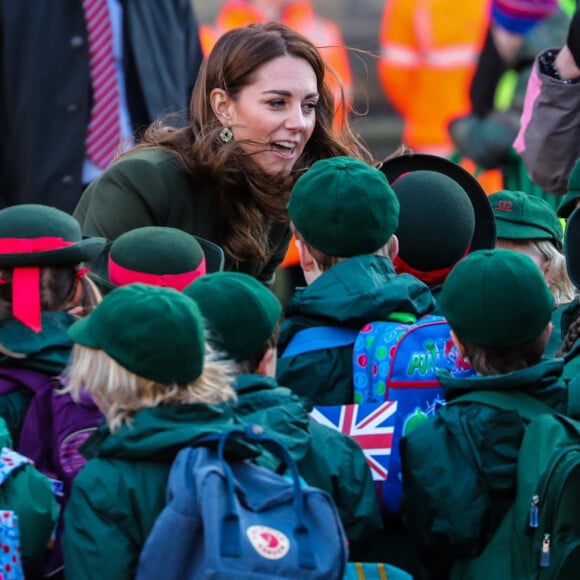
[0,0,203,213]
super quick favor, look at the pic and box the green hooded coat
[277,255,435,406]
[400,358,568,578]
[232,374,383,560]
[63,402,245,580]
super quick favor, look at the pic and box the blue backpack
[136,425,348,580]
[284,313,473,514]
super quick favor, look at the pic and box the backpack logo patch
[246,525,290,560]
[58,428,95,476]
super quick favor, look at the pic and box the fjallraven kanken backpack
[136,425,348,580]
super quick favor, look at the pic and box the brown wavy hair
[131,22,373,263]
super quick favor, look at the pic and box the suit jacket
[0,0,202,212]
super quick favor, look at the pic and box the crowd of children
[3,10,580,580]
[2,147,580,579]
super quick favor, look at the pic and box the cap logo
[496,201,513,212]
[246,525,290,560]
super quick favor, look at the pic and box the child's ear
[295,238,315,273]
[256,346,277,377]
[389,235,399,261]
[544,321,553,342]
[450,330,467,360]
[66,278,85,312]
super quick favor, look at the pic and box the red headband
[0,237,76,333]
[394,243,472,287]
[108,255,207,291]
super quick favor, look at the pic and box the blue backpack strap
[281,326,359,358]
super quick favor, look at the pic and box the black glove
[567,7,580,68]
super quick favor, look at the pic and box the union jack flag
[309,401,397,481]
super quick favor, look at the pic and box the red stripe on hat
[0,237,76,254]
[12,267,42,333]
[108,255,207,290]
[0,237,79,333]
[394,255,458,287]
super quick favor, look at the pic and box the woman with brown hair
[73,22,372,287]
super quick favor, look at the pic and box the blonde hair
[63,341,236,433]
[496,238,576,307]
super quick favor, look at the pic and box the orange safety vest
[202,0,353,268]
[377,0,490,155]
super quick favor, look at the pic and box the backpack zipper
[532,448,580,568]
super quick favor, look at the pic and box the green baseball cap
[183,272,282,362]
[68,284,205,383]
[288,157,399,257]
[439,249,554,348]
[490,190,563,250]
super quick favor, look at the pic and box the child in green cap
[0,204,104,445]
[184,271,384,562]
[399,249,568,578]
[62,284,239,579]
[277,156,435,407]
[489,189,575,356]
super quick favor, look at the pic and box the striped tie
[83,0,121,170]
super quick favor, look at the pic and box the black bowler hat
[0,204,106,332]
[378,153,496,284]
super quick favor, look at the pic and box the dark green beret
[69,284,205,383]
[439,249,554,348]
[288,157,399,257]
[183,272,282,362]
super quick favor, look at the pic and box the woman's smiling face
[212,55,319,176]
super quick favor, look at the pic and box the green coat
[0,417,58,578]
[232,374,383,558]
[63,403,244,580]
[0,0,202,213]
[73,149,292,287]
[400,359,568,578]
[277,255,435,406]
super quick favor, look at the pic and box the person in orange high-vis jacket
[378,0,490,157]
[201,0,353,272]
